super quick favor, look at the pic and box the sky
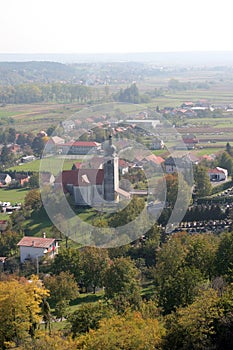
[1,0,233,54]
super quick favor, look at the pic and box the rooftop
[17,236,56,248]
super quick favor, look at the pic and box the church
[55,136,130,206]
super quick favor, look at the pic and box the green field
[8,158,80,174]
[0,187,30,204]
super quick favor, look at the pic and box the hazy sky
[1,0,233,53]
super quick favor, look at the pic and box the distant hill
[0,61,77,85]
[0,61,162,86]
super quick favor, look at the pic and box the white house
[0,173,12,187]
[208,167,228,182]
[17,235,59,263]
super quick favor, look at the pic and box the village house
[0,173,12,187]
[133,154,164,168]
[17,234,59,263]
[208,167,228,182]
[13,173,30,186]
[21,155,36,163]
[45,136,65,153]
[151,139,165,150]
[57,141,101,155]
[164,156,192,174]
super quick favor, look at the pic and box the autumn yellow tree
[76,311,165,350]
[0,275,49,348]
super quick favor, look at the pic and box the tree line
[0,83,93,104]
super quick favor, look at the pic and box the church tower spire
[103,135,119,202]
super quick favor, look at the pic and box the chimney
[32,240,35,247]
[43,232,46,239]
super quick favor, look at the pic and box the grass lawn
[8,158,79,174]
[0,187,30,204]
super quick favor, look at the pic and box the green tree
[194,165,212,198]
[24,189,42,211]
[0,145,14,165]
[28,172,39,188]
[0,230,22,257]
[104,257,142,312]
[44,271,79,319]
[154,233,206,314]
[51,248,81,282]
[164,289,222,350]
[31,136,44,157]
[226,142,233,157]
[185,233,219,279]
[79,247,109,293]
[68,302,113,336]
[156,173,191,209]
[215,231,233,282]
[218,151,233,175]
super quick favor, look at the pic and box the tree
[28,172,39,188]
[43,271,79,320]
[0,230,22,257]
[31,136,45,157]
[18,332,78,350]
[104,257,142,312]
[0,145,14,165]
[46,126,55,136]
[156,173,191,209]
[185,233,219,279]
[215,231,233,282]
[24,189,42,211]
[154,233,206,314]
[8,128,16,143]
[164,289,222,350]
[76,311,165,350]
[226,142,233,157]
[68,302,113,336]
[113,83,141,103]
[194,165,212,198]
[110,196,145,226]
[0,275,49,348]
[218,151,233,176]
[79,247,109,293]
[51,248,81,282]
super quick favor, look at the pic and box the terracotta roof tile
[55,169,104,187]
[17,237,56,248]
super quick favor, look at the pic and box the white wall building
[17,235,59,263]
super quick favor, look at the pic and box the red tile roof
[17,237,56,248]
[208,168,225,174]
[56,169,104,187]
[145,154,164,165]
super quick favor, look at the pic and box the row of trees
[0,83,92,104]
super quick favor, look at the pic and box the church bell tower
[103,135,119,202]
